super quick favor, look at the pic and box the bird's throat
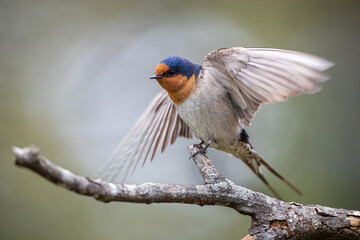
[157,74,196,104]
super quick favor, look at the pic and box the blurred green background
[1,0,360,239]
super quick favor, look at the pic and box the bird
[98,47,333,198]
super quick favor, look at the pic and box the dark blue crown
[160,56,201,78]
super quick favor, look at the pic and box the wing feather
[97,91,196,182]
[160,102,177,152]
[202,47,333,125]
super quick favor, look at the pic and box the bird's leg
[190,140,212,159]
[193,140,205,149]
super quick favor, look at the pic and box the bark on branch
[13,145,360,240]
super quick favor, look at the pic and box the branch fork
[13,145,360,239]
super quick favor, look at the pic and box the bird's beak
[150,74,162,79]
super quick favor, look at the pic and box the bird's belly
[175,90,241,148]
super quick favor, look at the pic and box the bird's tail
[226,141,302,199]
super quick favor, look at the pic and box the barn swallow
[99,47,333,198]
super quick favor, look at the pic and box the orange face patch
[157,74,196,104]
[154,63,170,76]
[156,75,187,92]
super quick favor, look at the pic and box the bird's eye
[168,70,176,75]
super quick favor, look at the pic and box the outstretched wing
[97,90,196,182]
[202,47,334,125]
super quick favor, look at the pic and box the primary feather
[202,47,333,125]
[97,91,196,181]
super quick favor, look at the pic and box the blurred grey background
[1,0,360,239]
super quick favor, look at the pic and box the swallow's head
[151,56,201,104]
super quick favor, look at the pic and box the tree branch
[13,145,360,239]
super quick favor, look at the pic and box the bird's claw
[193,143,203,149]
[189,141,210,159]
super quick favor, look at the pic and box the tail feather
[258,156,302,196]
[229,141,302,198]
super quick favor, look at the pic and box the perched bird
[99,47,333,198]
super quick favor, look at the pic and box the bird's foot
[193,140,204,149]
[190,141,211,159]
